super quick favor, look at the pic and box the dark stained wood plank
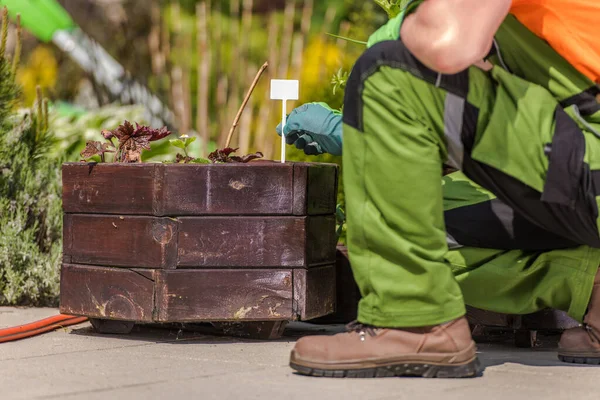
[60,264,155,322]
[293,265,336,321]
[154,269,294,322]
[306,216,337,266]
[177,216,335,268]
[292,163,338,216]
[62,162,338,216]
[64,215,178,269]
[177,217,305,267]
[62,163,158,214]
[292,163,308,216]
[310,246,360,324]
[160,163,295,215]
[62,214,74,264]
[306,163,339,215]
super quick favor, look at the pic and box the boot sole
[558,353,600,365]
[290,357,483,379]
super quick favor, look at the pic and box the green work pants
[342,16,600,328]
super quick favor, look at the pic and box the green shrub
[0,45,63,306]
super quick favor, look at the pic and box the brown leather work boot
[289,316,482,378]
[558,270,600,365]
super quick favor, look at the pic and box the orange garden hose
[0,314,88,343]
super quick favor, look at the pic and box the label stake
[270,79,299,164]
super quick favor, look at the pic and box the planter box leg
[212,321,289,340]
[90,319,135,335]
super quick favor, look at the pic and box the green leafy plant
[328,0,411,97]
[332,68,349,96]
[374,0,404,19]
[169,134,211,164]
[0,9,62,306]
[50,103,148,161]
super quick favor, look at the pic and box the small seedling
[331,68,349,96]
[169,134,210,164]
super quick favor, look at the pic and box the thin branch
[0,7,8,59]
[43,99,49,132]
[325,32,367,46]
[225,61,269,148]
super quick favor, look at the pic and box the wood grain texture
[306,216,337,266]
[292,163,308,216]
[154,269,294,322]
[310,246,360,323]
[62,162,338,216]
[63,215,178,269]
[305,163,338,215]
[160,163,295,215]
[177,216,336,268]
[62,163,158,215]
[293,265,336,321]
[60,264,155,322]
[292,163,338,215]
[64,215,335,269]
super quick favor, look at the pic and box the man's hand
[401,0,511,74]
[276,103,343,157]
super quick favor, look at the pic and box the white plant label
[270,79,299,164]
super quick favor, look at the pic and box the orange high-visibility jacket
[511,0,600,83]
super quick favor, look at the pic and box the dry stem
[225,61,269,148]
[11,13,21,75]
[0,7,8,59]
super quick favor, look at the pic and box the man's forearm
[400,0,511,74]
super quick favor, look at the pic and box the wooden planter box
[60,161,339,338]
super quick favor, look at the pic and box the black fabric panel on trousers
[462,154,600,248]
[445,198,580,250]
[541,106,587,209]
[560,86,600,117]
[343,40,470,132]
[461,101,479,154]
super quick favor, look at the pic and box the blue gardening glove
[276,102,343,156]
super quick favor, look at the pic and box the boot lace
[346,321,377,342]
[585,324,600,343]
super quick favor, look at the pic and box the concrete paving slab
[1,307,599,400]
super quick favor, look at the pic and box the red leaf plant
[208,147,263,163]
[81,121,172,163]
